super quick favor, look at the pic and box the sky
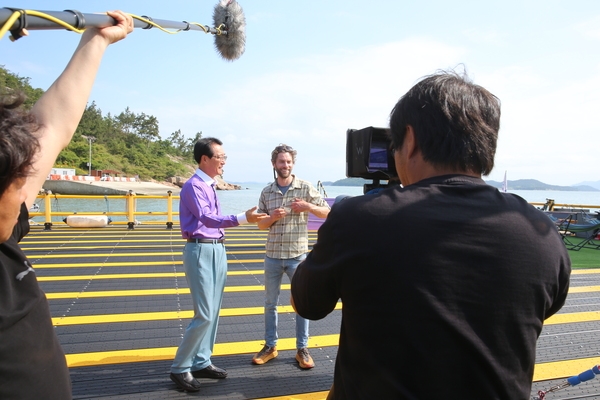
[2,1,599,187]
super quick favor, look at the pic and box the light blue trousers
[264,254,309,349]
[171,242,227,373]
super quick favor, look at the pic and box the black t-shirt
[292,175,571,400]
[0,203,71,399]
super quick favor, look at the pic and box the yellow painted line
[38,269,264,281]
[45,284,287,299]
[226,269,263,275]
[22,237,271,243]
[34,261,182,268]
[34,253,156,259]
[228,259,264,264]
[26,228,262,233]
[21,237,272,243]
[21,237,307,243]
[38,273,189,281]
[52,303,343,326]
[48,306,590,328]
[63,333,597,384]
[65,335,340,368]
[21,243,267,251]
[53,307,263,325]
[545,311,600,325]
[568,286,600,293]
[209,250,270,255]
[571,269,600,275]
[23,246,175,251]
[256,392,329,400]
[46,288,195,299]
[23,235,268,245]
[45,284,597,299]
[533,357,600,381]
[32,259,263,268]
[32,250,266,258]
[23,234,271,238]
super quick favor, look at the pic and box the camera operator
[291,70,571,399]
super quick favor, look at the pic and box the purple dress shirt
[179,169,246,239]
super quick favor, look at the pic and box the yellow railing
[30,191,180,230]
[29,192,598,231]
[530,200,600,212]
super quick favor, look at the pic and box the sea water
[217,186,599,214]
[30,183,598,225]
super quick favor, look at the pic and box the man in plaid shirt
[252,144,330,369]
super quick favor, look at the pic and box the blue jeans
[171,242,227,373]
[264,254,309,349]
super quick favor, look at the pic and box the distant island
[321,178,600,192]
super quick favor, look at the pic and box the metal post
[43,190,53,230]
[127,190,136,230]
[81,135,96,176]
[166,191,173,229]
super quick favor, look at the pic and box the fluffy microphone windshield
[213,0,246,61]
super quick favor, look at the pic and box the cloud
[152,37,465,183]
[481,65,600,185]
[575,15,600,40]
[461,27,508,47]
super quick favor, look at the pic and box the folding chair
[554,214,600,251]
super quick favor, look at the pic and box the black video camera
[346,126,398,193]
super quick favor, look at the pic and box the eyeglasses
[212,154,228,161]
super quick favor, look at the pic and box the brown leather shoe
[170,372,201,392]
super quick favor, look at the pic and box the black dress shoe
[170,372,201,392]
[191,364,228,379]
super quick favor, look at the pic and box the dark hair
[270,144,297,164]
[389,70,500,175]
[0,93,40,195]
[193,137,223,164]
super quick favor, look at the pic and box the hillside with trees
[1,65,198,181]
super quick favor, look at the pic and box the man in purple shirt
[170,137,267,392]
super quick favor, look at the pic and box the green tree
[183,131,203,158]
[76,102,109,141]
[55,149,80,168]
[168,129,187,156]
[2,65,200,182]
[135,112,160,145]
[0,65,44,108]
[116,108,160,148]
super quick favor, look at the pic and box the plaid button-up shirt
[258,176,329,259]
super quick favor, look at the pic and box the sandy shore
[84,180,181,195]
[44,178,239,196]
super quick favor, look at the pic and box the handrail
[316,180,328,198]
[29,191,598,231]
[530,202,599,212]
[30,191,180,230]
